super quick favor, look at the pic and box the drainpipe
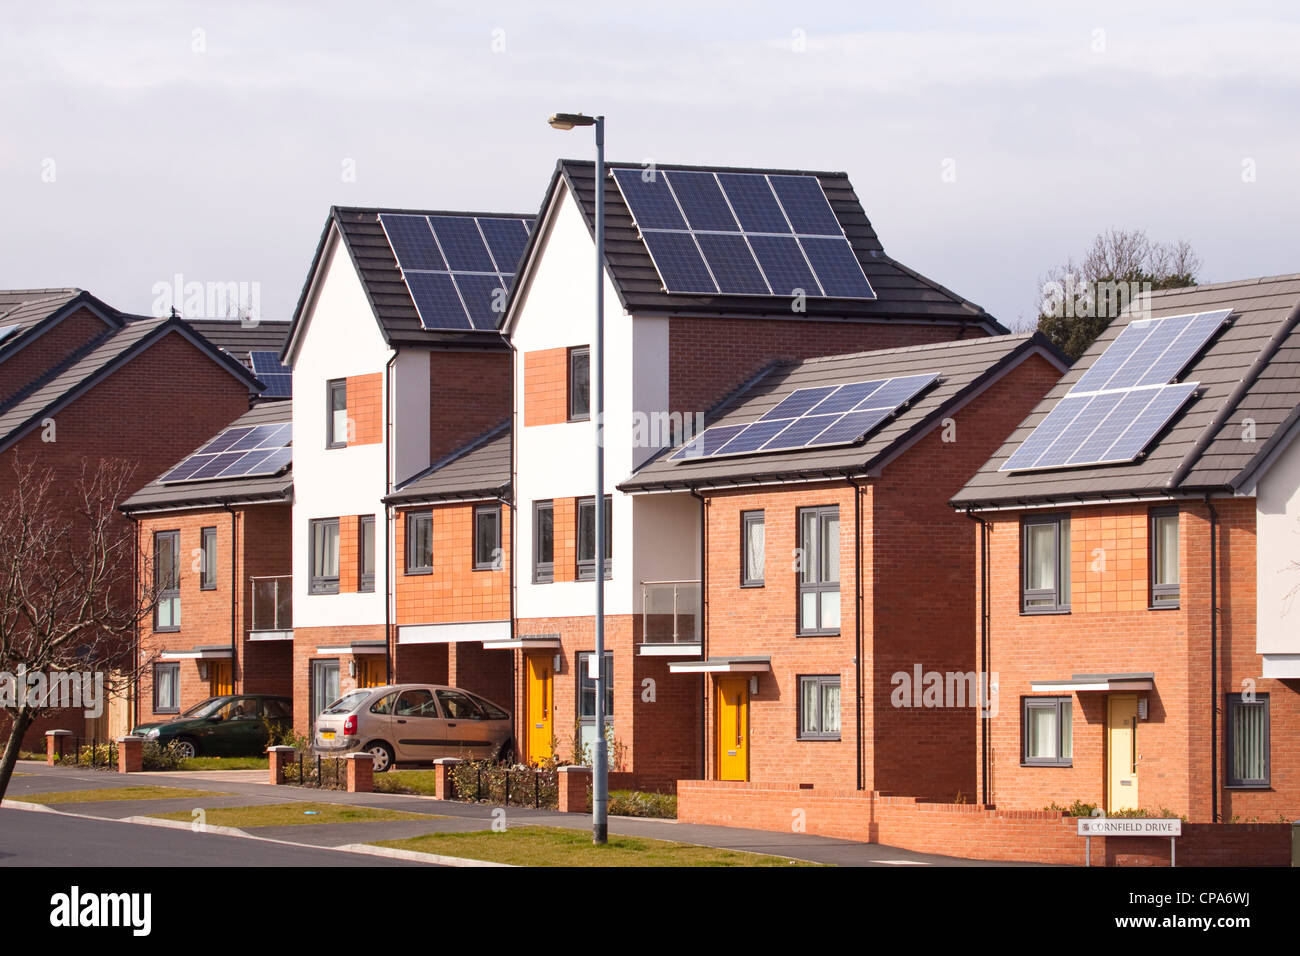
[1206,494,1219,823]
[131,514,140,728]
[507,338,518,740]
[224,504,238,692]
[850,477,866,791]
[384,350,398,683]
[966,509,990,806]
[690,488,707,780]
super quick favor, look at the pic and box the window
[1149,508,1179,607]
[1226,693,1269,787]
[533,500,554,583]
[741,510,765,587]
[309,518,340,594]
[576,495,612,581]
[577,651,614,761]
[474,505,502,570]
[359,515,375,592]
[200,526,217,590]
[568,346,590,421]
[1022,514,1071,613]
[405,511,433,574]
[154,662,180,713]
[153,530,180,630]
[310,659,340,728]
[1021,697,1073,766]
[326,379,347,448]
[797,506,840,635]
[798,676,841,740]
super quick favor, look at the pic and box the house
[622,333,1066,795]
[501,159,1009,788]
[951,274,1300,822]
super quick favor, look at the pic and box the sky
[2,1,1297,331]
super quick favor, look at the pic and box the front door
[716,677,749,781]
[1107,694,1139,811]
[355,656,385,688]
[208,660,232,697]
[525,654,553,764]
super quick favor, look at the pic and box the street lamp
[548,111,608,845]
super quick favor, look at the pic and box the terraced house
[952,274,1300,823]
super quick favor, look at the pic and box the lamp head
[549,112,596,130]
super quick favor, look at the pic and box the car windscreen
[181,698,228,718]
[322,690,372,715]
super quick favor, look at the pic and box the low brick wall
[677,781,1292,866]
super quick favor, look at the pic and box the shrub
[605,790,677,819]
[141,739,186,771]
[449,759,559,809]
[55,740,118,771]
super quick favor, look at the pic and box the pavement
[0,761,1035,867]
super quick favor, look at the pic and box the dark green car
[131,695,293,758]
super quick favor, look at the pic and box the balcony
[249,575,292,640]
[639,580,701,656]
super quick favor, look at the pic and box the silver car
[313,683,513,772]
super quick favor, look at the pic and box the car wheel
[173,738,198,759]
[365,741,395,773]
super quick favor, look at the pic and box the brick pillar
[45,730,72,766]
[268,745,295,785]
[434,757,461,800]
[345,752,374,793]
[117,736,144,774]
[557,765,592,814]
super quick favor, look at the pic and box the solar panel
[1000,308,1229,472]
[671,372,937,462]
[612,168,876,301]
[160,421,293,484]
[0,323,20,344]
[379,213,535,331]
[249,351,292,398]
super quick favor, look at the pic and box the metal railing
[250,575,292,632]
[639,579,701,645]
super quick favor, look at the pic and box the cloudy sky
[3,1,1297,329]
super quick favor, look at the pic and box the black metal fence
[449,762,559,809]
[53,737,118,769]
[282,753,347,790]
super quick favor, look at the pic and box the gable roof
[621,333,1064,492]
[504,160,1007,334]
[284,206,533,360]
[0,315,262,453]
[951,274,1300,509]
[183,318,292,371]
[0,288,122,362]
[120,402,292,513]
[385,421,510,505]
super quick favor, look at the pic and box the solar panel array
[1001,309,1231,472]
[0,323,20,344]
[611,168,877,300]
[160,422,292,484]
[250,351,292,398]
[379,214,534,331]
[671,372,937,462]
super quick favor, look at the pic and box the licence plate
[320,731,336,740]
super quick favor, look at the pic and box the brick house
[622,333,1066,797]
[952,274,1300,822]
[502,159,1008,789]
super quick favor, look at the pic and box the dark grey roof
[182,318,291,370]
[622,332,1063,491]
[121,402,292,513]
[952,274,1300,508]
[506,160,1006,333]
[386,422,510,504]
[0,315,262,452]
[285,206,529,358]
[0,288,121,361]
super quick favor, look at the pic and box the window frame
[1021,513,1071,614]
[199,526,218,591]
[474,504,503,571]
[568,346,591,422]
[358,515,375,592]
[576,495,612,582]
[405,511,433,576]
[325,379,347,449]
[533,500,554,584]
[153,662,180,714]
[740,510,765,588]
[153,529,181,632]
[1225,693,1270,788]
[309,517,340,595]
[1148,507,1180,609]
[796,505,840,636]
[1020,696,1073,767]
[797,675,842,741]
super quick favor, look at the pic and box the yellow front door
[355,656,385,688]
[716,677,749,781]
[525,654,553,764]
[209,660,233,697]
[1107,694,1139,812]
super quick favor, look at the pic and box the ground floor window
[311,659,340,728]
[577,650,613,762]
[154,662,180,713]
[798,675,841,739]
[1022,696,1072,766]
[1226,693,1269,787]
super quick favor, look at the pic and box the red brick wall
[292,624,387,734]
[0,307,113,407]
[394,641,448,687]
[429,350,510,459]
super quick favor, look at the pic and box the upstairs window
[568,346,590,421]
[533,501,554,584]
[475,505,502,570]
[741,510,765,587]
[310,518,340,594]
[200,526,218,591]
[797,506,839,635]
[326,379,348,448]
[406,511,433,574]
[577,495,612,581]
[359,515,375,592]
[1149,508,1179,607]
[154,530,180,630]
[1022,514,1071,613]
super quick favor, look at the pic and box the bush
[605,790,677,819]
[449,759,559,808]
[141,739,186,771]
[55,740,118,771]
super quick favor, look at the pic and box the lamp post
[548,111,608,845]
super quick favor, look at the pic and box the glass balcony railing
[250,575,292,632]
[640,580,701,645]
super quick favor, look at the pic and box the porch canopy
[668,656,771,674]
[315,640,387,656]
[397,621,511,645]
[482,632,562,651]
[159,645,232,660]
[1029,672,1154,693]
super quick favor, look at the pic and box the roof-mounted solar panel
[612,168,876,301]
[249,351,292,397]
[160,422,293,484]
[0,323,21,344]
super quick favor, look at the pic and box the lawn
[373,826,824,867]
[152,802,440,828]
[20,786,227,804]
[176,756,269,771]
[373,769,439,796]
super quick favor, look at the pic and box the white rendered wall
[1257,428,1300,655]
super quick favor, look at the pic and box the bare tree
[0,456,157,801]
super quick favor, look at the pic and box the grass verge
[373,770,439,796]
[21,786,227,804]
[152,802,440,828]
[175,756,270,771]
